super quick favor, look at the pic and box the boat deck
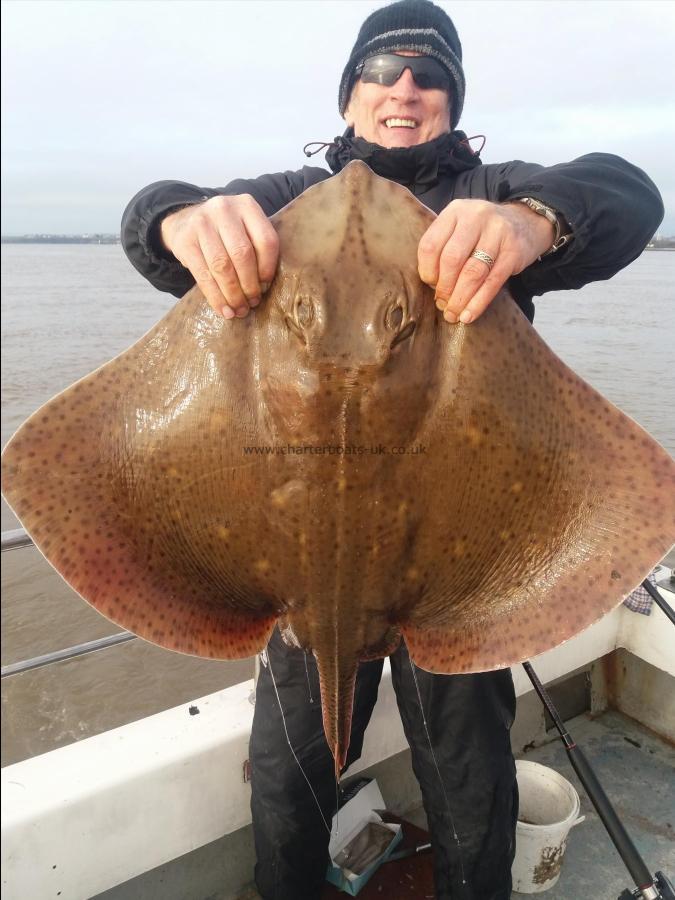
[508,709,675,900]
[230,709,674,900]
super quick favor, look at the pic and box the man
[121,2,663,898]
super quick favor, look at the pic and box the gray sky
[2,0,674,235]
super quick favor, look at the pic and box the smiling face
[343,51,451,149]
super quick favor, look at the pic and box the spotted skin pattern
[2,162,674,772]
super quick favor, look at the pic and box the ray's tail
[315,651,359,777]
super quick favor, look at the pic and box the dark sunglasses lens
[360,56,404,85]
[409,58,447,90]
[412,71,435,89]
[360,55,448,90]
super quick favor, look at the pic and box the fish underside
[3,161,674,773]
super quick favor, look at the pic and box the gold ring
[470,249,495,270]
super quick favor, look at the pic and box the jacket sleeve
[474,154,664,306]
[120,169,324,297]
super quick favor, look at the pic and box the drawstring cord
[303,141,338,158]
[454,133,486,156]
[304,133,486,160]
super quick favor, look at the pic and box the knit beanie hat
[338,0,465,130]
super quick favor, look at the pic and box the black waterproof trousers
[250,628,518,900]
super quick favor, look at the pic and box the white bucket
[512,760,585,893]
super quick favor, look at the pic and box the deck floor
[509,709,675,899]
[402,709,675,900]
[235,709,674,900]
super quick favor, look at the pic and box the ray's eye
[385,299,415,348]
[385,304,404,331]
[295,295,315,329]
[391,321,416,348]
[285,292,315,343]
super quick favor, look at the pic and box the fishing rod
[524,578,675,900]
[641,576,675,626]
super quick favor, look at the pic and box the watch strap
[516,197,573,259]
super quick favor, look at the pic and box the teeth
[385,118,417,128]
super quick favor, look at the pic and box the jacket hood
[324,128,481,194]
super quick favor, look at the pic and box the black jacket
[120,129,664,323]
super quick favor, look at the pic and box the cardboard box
[325,779,402,896]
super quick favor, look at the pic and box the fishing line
[303,650,315,703]
[266,650,333,836]
[408,655,468,890]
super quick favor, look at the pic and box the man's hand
[160,194,279,319]
[417,199,556,324]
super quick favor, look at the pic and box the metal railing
[2,527,34,552]
[1,632,137,678]
[1,527,137,678]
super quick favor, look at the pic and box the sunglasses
[354,53,449,92]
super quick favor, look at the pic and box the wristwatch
[516,197,573,259]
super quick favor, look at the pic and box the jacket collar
[324,128,481,194]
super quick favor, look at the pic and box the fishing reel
[617,870,675,900]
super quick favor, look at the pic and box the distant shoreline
[1,235,119,244]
